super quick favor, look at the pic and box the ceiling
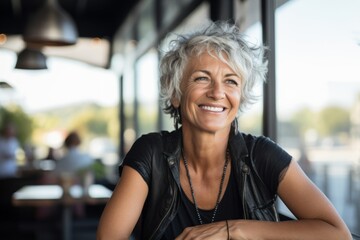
[0,0,140,40]
[0,0,292,68]
[0,0,140,67]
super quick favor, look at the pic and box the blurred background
[0,0,359,239]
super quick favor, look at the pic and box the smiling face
[172,52,242,134]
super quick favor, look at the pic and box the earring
[174,108,181,130]
[232,118,239,135]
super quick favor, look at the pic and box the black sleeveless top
[161,166,243,239]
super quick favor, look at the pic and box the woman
[97,21,351,240]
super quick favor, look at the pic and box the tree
[0,106,33,146]
[317,106,350,137]
[291,107,316,135]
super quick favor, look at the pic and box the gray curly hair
[159,20,268,119]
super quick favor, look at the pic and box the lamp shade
[0,81,13,89]
[15,48,48,70]
[23,0,78,46]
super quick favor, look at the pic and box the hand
[175,221,229,240]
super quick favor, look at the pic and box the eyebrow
[193,70,210,75]
[225,73,240,78]
[193,70,240,78]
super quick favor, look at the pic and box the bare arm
[97,166,148,240]
[176,160,352,240]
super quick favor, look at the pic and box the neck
[181,126,230,170]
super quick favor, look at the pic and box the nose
[206,80,225,100]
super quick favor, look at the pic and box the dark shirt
[162,166,242,239]
[122,131,292,239]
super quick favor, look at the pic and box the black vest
[129,129,279,240]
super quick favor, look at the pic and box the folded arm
[176,160,352,240]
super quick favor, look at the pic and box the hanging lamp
[0,81,14,89]
[15,47,48,70]
[23,0,78,46]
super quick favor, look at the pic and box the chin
[198,125,231,134]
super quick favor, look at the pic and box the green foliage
[290,107,316,135]
[87,119,108,135]
[68,105,118,141]
[317,106,350,136]
[31,103,119,146]
[91,160,106,180]
[0,106,33,146]
[289,105,350,138]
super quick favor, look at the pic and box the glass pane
[137,0,156,42]
[241,21,264,135]
[135,48,159,136]
[123,52,136,153]
[276,0,360,233]
[233,0,264,135]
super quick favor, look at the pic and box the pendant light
[23,0,78,46]
[0,82,14,89]
[15,47,48,70]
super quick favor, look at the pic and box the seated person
[56,131,94,175]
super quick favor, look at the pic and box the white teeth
[201,105,224,112]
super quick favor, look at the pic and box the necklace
[182,148,230,224]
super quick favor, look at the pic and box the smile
[199,105,225,112]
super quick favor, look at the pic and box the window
[275,0,360,232]
[135,48,159,136]
[241,19,264,136]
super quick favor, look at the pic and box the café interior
[1,0,360,239]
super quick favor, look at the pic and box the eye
[225,79,239,86]
[194,76,209,82]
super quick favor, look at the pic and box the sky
[1,0,360,116]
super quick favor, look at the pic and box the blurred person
[56,130,95,196]
[97,21,351,239]
[0,121,20,178]
[56,131,94,175]
[56,131,94,218]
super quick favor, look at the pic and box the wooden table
[12,184,112,240]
